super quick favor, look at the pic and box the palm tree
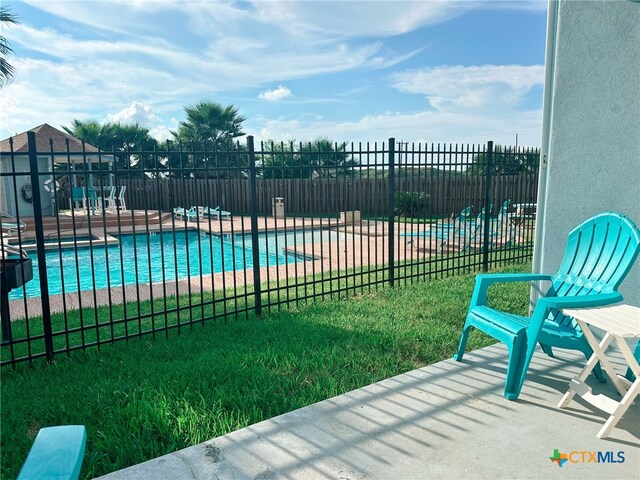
[109,122,160,176]
[0,7,19,87]
[171,101,247,178]
[299,138,358,178]
[63,119,117,148]
[172,101,246,146]
[62,120,160,178]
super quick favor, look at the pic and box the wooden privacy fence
[119,175,538,217]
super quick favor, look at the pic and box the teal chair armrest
[527,292,623,349]
[537,292,623,310]
[470,273,554,308]
[526,292,623,345]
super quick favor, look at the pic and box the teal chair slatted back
[549,212,640,327]
[458,206,472,222]
[71,187,85,202]
[498,199,511,217]
[485,203,494,216]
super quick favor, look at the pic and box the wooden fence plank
[117,175,538,217]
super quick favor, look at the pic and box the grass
[1,261,531,479]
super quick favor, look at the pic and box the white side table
[557,304,640,438]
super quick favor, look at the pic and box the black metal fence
[0,132,539,366]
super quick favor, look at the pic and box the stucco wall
[538,0,640,305]
[0,156,53,217]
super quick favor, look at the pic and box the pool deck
[99,343,639,480]
[7,216,434,319]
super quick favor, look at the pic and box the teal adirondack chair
[453,212,640,400]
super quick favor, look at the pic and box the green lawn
[1,262,531,479]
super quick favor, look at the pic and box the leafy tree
[63,120,117,148]
[261,138,358,178]
[171,101,247,178]
[109,123,162,176]
[62,120,160,178]
[172,102,245,145]
[261,141,312,179]
[467,145,540,176]
[299,139,357,178]
[0,7,18,87]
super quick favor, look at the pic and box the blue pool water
[402,224,466,240]
[238,228,340,256]
[10,230,331,299]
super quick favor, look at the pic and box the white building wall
[536,0,640,305]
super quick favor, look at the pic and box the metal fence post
[387,137,396,287]
[247,136,262,317]
[27,131,55,361]
[482,140,494,272]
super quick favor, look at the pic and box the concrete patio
[100,343,639,480]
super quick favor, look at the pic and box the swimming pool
[238,228,341,258]
[10,229,334,299]
[402,222,475,240]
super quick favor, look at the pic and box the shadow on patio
[100,344,639,480]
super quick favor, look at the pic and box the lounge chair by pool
[117,186,127,211]
[194,206,231,220]
[173,207,202,222]
[401,206,474,251]
[0,211,26,236]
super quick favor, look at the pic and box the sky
[0,0,548,147]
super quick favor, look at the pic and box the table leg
[558,333,614,408]
[595,338,640,438]
[597,378,640,439]
[577,320,628,396]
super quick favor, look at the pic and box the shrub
[394,191,430,217]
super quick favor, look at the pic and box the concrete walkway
[100,344,639,480]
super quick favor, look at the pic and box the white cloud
[11,24,175,61]
[150,117,178,142]
[21,0,174,36]
[22,0,463,40]
[10,20,400,92]
[149,125,173,142]
[105,101,161,127]
[391,65,544,111]
[252,1,545,38]
[258,86,292,102]
[252,1,462,37]
[0,57,192,139]
[248,108,542,148]
[22,0,546,41]
[247,64,545,147]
